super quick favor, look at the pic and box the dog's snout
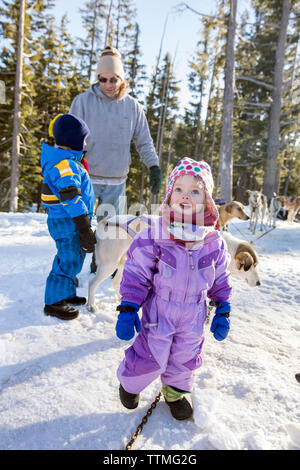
[256,280,261,286]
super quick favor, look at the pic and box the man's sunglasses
[99,77,119,84]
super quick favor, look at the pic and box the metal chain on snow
[250,226,276,244]
[125,391,162,451]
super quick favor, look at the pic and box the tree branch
[235,75,274,90]
[174,2,226,20]
[175,2,282,28]
[233,158,265,166]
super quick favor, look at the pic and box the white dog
[88,215,261,311]
[88,215,151,311]
[221,231,261,287]
[247,190,269,234]
[268,194,282,227]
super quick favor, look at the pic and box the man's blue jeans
[93,182,126,221]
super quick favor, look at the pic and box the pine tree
[0,0,40,211]
[110,0,136,53]
[26,4,79,210]
[126,22,147,102]
[0,0,89,211]
[234,0,299,200]
[77,0,107,82]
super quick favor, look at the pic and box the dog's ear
[225,202,233,213]
[235,252,254,272]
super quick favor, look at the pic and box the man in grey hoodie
[70,46,162,272]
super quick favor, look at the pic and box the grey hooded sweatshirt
[69,83,159,182]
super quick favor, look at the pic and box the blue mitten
[116,301,141,341]
[210,301,231,341]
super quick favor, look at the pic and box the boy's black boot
[44,301,79,320]
[119,384,139,409]
[65,296,87,305]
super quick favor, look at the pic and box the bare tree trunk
[219,0,237,203]
[194,78,203,160]
[88,3,97,82]
[156,63,170,164]
[9,0,25,213]
[194,37,207,159]
[148,19,168,209]
[210,92,220,170]
[130,23,139,96]
[115,0,121,49]
[263,0,291,199]
[104,0,113,46]
[151,64,170,206]
[152,15,168,94]
[164,120,176,194]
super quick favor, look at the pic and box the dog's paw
[87,303,98,313]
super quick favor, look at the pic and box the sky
[52,0,251,111]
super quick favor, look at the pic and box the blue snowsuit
[40,142,95,305]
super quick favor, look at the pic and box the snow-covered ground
[0,211,299,451]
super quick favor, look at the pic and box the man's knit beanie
[96,46,125,80]
[49,114,90,151]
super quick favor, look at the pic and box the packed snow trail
[0,212,299,450]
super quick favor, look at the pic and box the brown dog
[217,201,249,230]
[281,196,300,223]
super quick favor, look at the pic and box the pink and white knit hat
[161,158,219,223]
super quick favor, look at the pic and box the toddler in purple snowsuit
[116,158,232,420]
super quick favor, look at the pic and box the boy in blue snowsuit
[41,114,96,320]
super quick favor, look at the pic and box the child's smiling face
[169,174,206,215]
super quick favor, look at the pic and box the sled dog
[268,194,282,227]
[281,196,300,223]
[247,190,268,234]
[216,201,249,230]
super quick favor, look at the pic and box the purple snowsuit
[117,218,232,394]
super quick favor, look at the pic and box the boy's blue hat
[50,113,90,151]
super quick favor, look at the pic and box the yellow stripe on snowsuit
[42,194,59,201]
[54,159,74,177]
[73,196,81,204]
[61,196,81,206]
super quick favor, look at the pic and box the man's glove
[116,301,141,340]
[149,166,162,195]
[210,301,231,341]
[73,213,97,253]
